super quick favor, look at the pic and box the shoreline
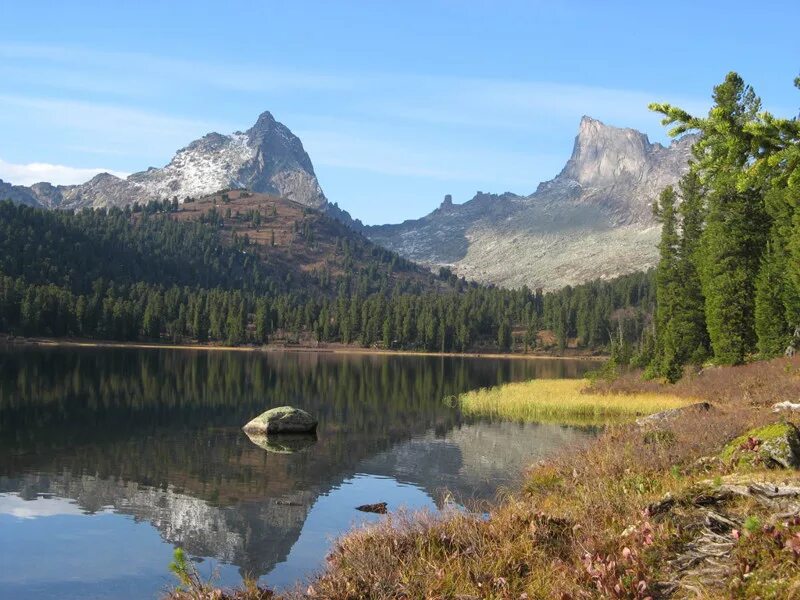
[273,356,800,599]
[0,335,607,361]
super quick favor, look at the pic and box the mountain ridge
[1,111,328,211]
[1,112,693,290]
[364,116,695,290]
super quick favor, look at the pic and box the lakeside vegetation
[304,358,800,599]
[164,355,800,599]
[458,378,689,425]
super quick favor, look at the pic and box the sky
[1,1,798,225]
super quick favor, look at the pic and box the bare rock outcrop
[365,116,696,290]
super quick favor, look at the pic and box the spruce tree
[675,171,709,363]
[755,240,790,356]
[651,186,683,381]
[651,72,769,364]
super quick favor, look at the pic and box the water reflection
[0,346,596,598]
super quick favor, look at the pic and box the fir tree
[651,186,683,381]
[651,72,769,364]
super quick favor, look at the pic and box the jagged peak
[576,115,649,143]
[87,172,124,184]
[253,110,276,125]
[554,116,656,187]
[247,111,279,136]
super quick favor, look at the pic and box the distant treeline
[0,199,655,352]
[636,72,800,380]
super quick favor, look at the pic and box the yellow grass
[458,378,691,424]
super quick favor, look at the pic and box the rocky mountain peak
[87,172,123,184]
[244,111,317,178]
[248,110,277,133]
[5,111,327,211]
[366,115,697,291]
[559,116,653,188]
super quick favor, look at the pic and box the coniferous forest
[0,197,654,353]
[6,72,796,368]
[642,72,800,380]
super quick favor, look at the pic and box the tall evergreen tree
[651,72,770,364]
[675,171,710,364]
[651,186,683,381]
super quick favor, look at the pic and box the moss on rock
[242,406,318,434]
[721,422,800,469]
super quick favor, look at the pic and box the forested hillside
[638,72,800,380]
[0,192,655,352]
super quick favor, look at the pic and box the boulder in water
[243,406,317,434]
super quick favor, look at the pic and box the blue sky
[1,1,798,224]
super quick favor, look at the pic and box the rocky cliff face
[2,111,327,211]
[365,116,696,290]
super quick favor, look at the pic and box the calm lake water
[0,346,597,599]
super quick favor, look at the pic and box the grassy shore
[167,356,800,599]
[458,378,690,425]
[0,334,604,362]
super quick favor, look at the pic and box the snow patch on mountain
[4,112,327,211]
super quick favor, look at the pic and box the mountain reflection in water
[0,346,597,598]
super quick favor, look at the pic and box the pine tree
[254,298,270,343]
[651,186,683,381]
[755,240,790,356]
[675,171,709,364]
[651,72,769,364]
[497,319,512,352]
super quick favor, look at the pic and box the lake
[0,346,597,598]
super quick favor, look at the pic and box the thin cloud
[298,128,560,187]
[0,94,228,139]
[0,43,352,94]
[0,157,129,186]
[352,74,711,136]
[0,42,718,204]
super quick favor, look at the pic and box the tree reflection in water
[0,346,596,593]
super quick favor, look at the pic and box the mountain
[364,116,696,290]
[1,111,328,211]
[2,112,691,290]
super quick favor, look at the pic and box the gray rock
[3,111,327,211]
[722,423,800,470]
[636,402,712,428]
[761,425,800,469]
[365,116,696,290]
[242,406,317,434]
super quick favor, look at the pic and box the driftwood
[656,480,800,595]
[356,502,388,514]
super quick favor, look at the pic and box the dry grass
[594,356,800,408]
[458,378,691,425]
[301,405,770,599]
